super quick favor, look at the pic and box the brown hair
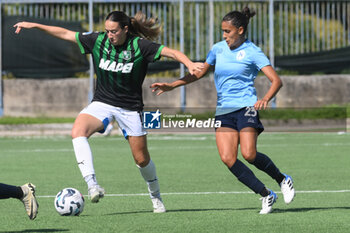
[106,11,161,41]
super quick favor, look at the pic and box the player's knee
[241,151,256,163]
[71,128,80,138]
[71,127,88,139]
[220,153,236,168]
[135,156,150,167]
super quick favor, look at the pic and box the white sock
[103,123,114,135]
[137,160,160,199]
[84,174,98,189]
[72,137,96,187]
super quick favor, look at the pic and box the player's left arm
[150,62,211,96]
[14,21,77,43]
[160,46,204,75]
[254,65,283,110]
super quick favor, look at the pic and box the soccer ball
[54,188,85,216]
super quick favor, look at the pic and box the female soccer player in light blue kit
[151,7,295,214]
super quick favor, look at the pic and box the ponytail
[130,11,161,41]
[241,7,256,23]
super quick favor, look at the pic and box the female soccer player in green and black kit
[14,11,204,213]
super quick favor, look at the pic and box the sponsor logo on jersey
[99,59,133,73]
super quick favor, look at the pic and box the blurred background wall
[3,75,350,117]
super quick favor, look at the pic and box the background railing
[2,0,350,57]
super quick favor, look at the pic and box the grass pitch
[0,132,349,232]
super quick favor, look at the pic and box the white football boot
[151,197,166,213]
[259,189,277,214]
[88,185,105,203]
[280,174,295,204]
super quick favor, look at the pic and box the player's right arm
[150,62,211,96]
[14,22,77,43]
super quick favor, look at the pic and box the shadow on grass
[105,206,350,216]
[105,207,258,215]
[274,206,350,213]
[167,207,258,213]
[0,229,69,233]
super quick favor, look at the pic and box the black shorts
[215,107,264,134]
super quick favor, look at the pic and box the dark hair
[222,7,256,35]
[105,11,161,41]
[105,11,131,29]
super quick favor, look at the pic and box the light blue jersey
[206,40,270,116]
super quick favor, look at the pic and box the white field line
[1,149,74,153]
[38,189,350,198]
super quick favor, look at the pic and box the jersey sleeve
[205,45,217,66]
[75,31,99,54]
[137,38,164,63]
[252,48,271,70]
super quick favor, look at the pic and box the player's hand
[187,62,204,75]
[254,99,269,110]
[150,83,174,96]
[13,22,35,34]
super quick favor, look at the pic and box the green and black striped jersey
[76,32,164,111]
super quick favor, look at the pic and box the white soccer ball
[54,188,85,216]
